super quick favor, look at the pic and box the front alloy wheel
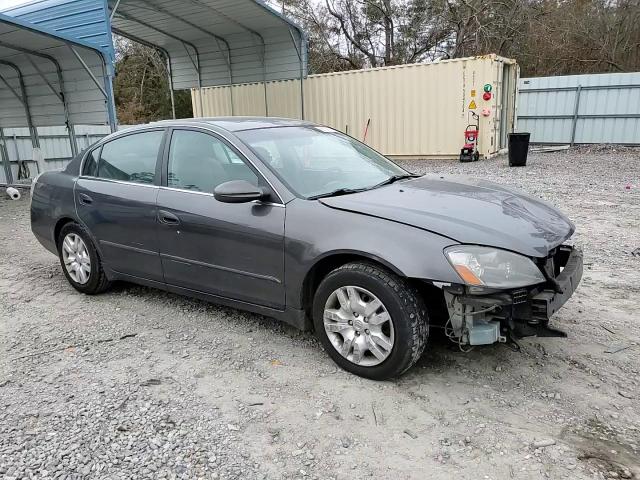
[313,261,429,380]
[323,286,395,366]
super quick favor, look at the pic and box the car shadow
[106,280,524,379]
[106,280,307,337]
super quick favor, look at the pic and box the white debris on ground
[0,147,639,480]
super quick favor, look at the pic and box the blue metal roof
[1,0,309,126]
[2,0,308,89]
[1,0,114,62]
[0,12,116,129]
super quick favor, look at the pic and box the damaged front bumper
[442,245,583,346]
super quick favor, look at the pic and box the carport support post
[570,85,582,146]
[67,124,78,157]
[210,36,233,115]
[260,42,268,116]
[189,45,204,117]
[227,48,234,116]
[68,46,117,132]
[289,29,305,120]
[0,127,13,184]
[102,63,118,133]
[11,64,40,150]
[49,61,79,155]
[0,61,41,172]
[166,57,176,119]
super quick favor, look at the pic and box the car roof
[150,116,316,132]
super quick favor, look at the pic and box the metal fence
[517,72,640,145]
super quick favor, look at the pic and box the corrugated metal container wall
[192,55,518,158]
[517,72,640,144]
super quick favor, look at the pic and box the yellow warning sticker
[468,100,477,109]
[470,89,476,97]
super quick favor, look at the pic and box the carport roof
[3,0,308,119]
[108,0,308,90]
[0,12,114,131]
[4,1,307,89]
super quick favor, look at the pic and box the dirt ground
[1,147,639,480]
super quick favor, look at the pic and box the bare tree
[267,0,640,77]
[324,0,450,66]
[114,36,192,124]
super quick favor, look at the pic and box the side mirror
[214,180,266,203]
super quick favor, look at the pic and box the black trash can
[508,132,531,167]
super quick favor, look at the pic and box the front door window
[167,130,258,193]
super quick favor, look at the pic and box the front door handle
[158,209,180,225]
[78,193,93,205]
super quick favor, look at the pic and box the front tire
[57,223,111,294]
[312,262,428,380]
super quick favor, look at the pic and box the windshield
[236,126,409,198]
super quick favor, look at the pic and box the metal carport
[107,0,307,118]
[0,12,115,185]
[1,0,308,184]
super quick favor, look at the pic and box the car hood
[319,174,574,258]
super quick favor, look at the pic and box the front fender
[284,199,461,309]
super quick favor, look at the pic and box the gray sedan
[31,117,582,379]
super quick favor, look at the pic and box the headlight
[444,245,545,288]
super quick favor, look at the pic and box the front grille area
[512,289,529,304]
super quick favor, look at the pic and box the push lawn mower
[459,111,480,162]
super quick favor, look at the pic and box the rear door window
[82,147,101,176]
[97,130,164,184]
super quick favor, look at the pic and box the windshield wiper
[372,173,421,189]
[309,174,420,200]
[308,187,368,200]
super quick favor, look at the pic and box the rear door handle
[158,210,180,225]
[78,193,93,205]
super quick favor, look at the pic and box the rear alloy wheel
[57,223,111,294]
[313,262,428,380]
[61,233,91,285]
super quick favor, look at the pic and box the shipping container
[191,55,519,159]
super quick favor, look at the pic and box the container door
[499,63,516,149]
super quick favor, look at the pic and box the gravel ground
[1,147,639,480]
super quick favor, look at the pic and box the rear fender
[30,172,102,257]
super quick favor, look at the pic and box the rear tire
[312,262,428,380]
[57,222,111,294]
